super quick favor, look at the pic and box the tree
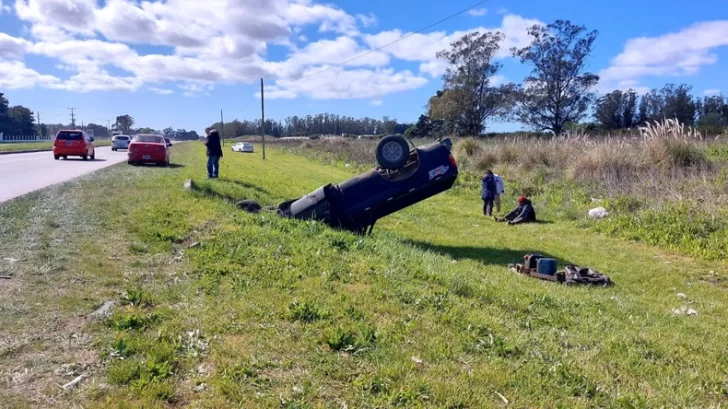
[8,106,35,135]
[660,84,696,125]
[0,93,10,135]
[636,84,697,126]
[115,115,135,134]
[696,113,726,135]
[86,123,109,138]
[434,31,514,136]
[594,89,638,129]
[511,20,600,135]
[594,90,625,130]
[163,127,175,137]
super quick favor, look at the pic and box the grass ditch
[1,141,727,408]
[277,124,728,261]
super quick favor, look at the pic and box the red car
[53,129,96,160]
[128,134,170,166]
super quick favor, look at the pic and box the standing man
[493,173,505,213]
[481,170,496,217]
[204,127,223,179]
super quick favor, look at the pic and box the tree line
[207,114,412,139]
[412,19,727,136]
[0,93,36,136]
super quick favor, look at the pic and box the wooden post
[220,109,224,146]
[261,78,266,160]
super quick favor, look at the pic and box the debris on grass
[588,206,609,219]
[90,301,116,319]
[672,306,698,316]
[61,373,88,390]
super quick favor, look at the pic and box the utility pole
[37,112,42,138]
[220,109,224,147]
[260,78,266,160]
[68,108,76,128]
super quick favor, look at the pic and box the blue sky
[1,0,727,133]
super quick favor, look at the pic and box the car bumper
[53,148,87,155]
[128,153,166,162]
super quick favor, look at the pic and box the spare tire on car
[375,135,410,170]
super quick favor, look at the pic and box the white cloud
[704,88,721,96]
[257,66,428,100]
[150,87,174,95]
[5,1,539,101]
[599,20,728,93]
[370,99,383,106]
[0,60,60,89]
[497,7,508,14]
[363,14,542,77]
[468,8,488,17]
[1,0,11,13]
[0,33,30,59]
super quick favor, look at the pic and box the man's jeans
[207,155,220,178]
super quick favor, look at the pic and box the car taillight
[448,154,457,167]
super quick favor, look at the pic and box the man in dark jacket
[204,127,223,178]
[497,196,536,225]
[481,170,497,216]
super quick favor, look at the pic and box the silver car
[112,135,131,151]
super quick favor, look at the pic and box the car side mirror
[90,137,95,142]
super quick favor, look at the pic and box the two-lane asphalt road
[0,147,130,204]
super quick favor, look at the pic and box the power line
[277,0,490,85]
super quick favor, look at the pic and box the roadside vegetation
[1,142,727,408]
[280,119,728,261]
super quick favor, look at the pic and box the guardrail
[0,133,53,143]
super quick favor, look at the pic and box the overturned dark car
[240,135,459,234]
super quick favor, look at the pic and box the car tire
[90,152,95,160]
[375,135,410,170]
[82,155,88,161]
[54,155,59,160]
[63,156,67,160]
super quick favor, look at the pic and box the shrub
[455,137,481,157]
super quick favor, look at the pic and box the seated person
[496,196,536,225]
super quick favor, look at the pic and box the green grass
[0,139,111,152]
[1,142,727,408]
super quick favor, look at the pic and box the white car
[111,135,131,151]
[232,142,254,153]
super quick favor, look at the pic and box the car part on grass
[237,136,459,235]
[508,253,613,286]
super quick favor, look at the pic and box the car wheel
[63,156,67,160]
[54,155,59,160]
[82,155,88,161]
[90,152,95,160]
[375,135,410,170]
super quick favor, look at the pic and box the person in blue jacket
[481,170,497,216]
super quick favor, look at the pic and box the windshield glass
[134,135,164,143]
[115,136,129,141]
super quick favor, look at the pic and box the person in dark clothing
[204,127,223,178]
[496,196,536,225]
[481,170,497,216]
